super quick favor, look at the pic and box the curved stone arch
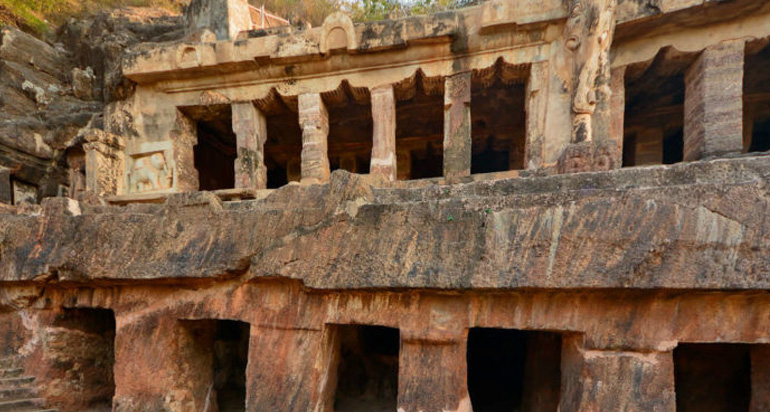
[320,12,358,54]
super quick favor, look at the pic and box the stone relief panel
[128,151,174,194]
[564,0,617,143]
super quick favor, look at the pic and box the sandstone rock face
[2,1,770,412]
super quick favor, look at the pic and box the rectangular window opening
[325,83,373,175]
[471,65,528,174]
[467,328,561,412]
[180,319,250,412]
[257,94,302,189]
[182,105,238,191]
[744,40,770,153]
[331,324,400,412]
[674,343,751,412]
[623,49,690,167]
[395,74,444,180]
[53,308,116,411]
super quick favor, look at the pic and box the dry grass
[0,0,186,35]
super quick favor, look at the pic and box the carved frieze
[125,142,176,195]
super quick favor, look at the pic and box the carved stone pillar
[443,72,472,179]
[370,85,397,181]
[560,336,676,412]
[398,332,470,412]
[247,325,322,412]
[171,111,199,192]
[82,130,125,197]
[525,61,548,170]
[232,102,267,190]
[684,39,745,161]
[750,345,770,412]
[298,93,330,183]
[608,66,627,166]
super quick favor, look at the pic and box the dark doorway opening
[184,105,238,191]
[53,308,116,411]
[395,72,445,180]
[744,40,770,153]
[325,82,373,175]
[213,320,250,412]
[466,328,561,412]
[623,48,694,167]
[332,325,400,412]
[471,62,528,174]
[256,91,303,188]
[674,343,751,412]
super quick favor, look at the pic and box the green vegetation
[0,0,184,35]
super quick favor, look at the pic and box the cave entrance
[466,328,561,412]
[623,48,696,167]
[211,320,250,412]
[674,343,751,412]
[255,91,302,188]
[744,39,770,153]
[53,308,116,411]
[183,105,238,191]
[471,62,528,174]
[324,82,373,174]
[331,324,400,412]
[395,72,445,180]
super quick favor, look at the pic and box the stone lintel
[232,102,267,190]
[370,85,397,181]
[298,93,331,183]
[443,72,472,180]
[684,39,745,161]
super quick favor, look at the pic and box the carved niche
[564,0,617,143]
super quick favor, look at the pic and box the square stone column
[444,72,472,179]
[751,345,770,412]
[232,102,267,190]
[684,39,745,161]
[82,129,125,197]
[525,61,548,170]
[171,111,199,192]
[398,334,470,412]
[560,336,676,412]
[298,93,331,183]
[247,325,322,412]
[370,85,397,181]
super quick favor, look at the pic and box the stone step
[0,376,35,389]
[0,398,46,412]
[0,369,23,379]
[0,386,38,401]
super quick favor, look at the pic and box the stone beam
[684,39,745,161]
[525,62,548,170]
[370,85,397,181]
[443,72,472,180]
[299,93,331,183]
[232,102,267,190]
[560,336,676,412]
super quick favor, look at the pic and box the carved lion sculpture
[130,153,172,193]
